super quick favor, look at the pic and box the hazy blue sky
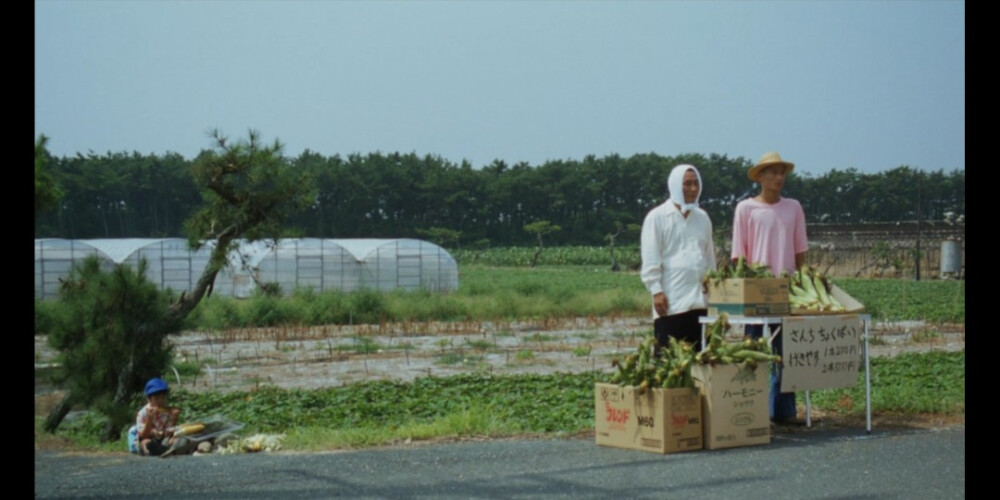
[35,0,964,177]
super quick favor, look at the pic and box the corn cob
[730,349,781,363]
[788,265,847,312]
[694,314,780,369]
[173,422,206,437]
[606,334,698,390]
[703,257,774,285]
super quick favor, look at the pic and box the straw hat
[748,151,795,181]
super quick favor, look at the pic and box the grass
[911,327,942,342]
[834,278,964,324]
[35,267,965,453]
[169,265,651,330]
[514,349,535,361]
[35,418,125,454]
[37,269,965,335]
[345,336,381,354]
[434,352,466,366]
[808,350,965,415]
[465,338,493,351]
[524,333,556,343]
[39,350,964,454]
[281,407,515,451]
[171,360,204,378]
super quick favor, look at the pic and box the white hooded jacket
[639,164,717,318]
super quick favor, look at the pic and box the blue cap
[144,378,169,397]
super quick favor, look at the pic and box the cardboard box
[594,383,703,454]
[691,363,771,450]
[791,284,865,316]
[708,278,790,317]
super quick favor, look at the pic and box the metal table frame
[700,314,873,432]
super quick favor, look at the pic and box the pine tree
[42,129,315,442]
[44,257,179,441]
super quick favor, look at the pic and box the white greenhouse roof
[36,237,459,300]
[329,238,453,262]
[78,238,181,264]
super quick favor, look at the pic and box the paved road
[35,424,963,499]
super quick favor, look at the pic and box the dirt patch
[35,391,65,417]
[34,318,965,396]
[34,317,965,436]
[769,408,966,435]
[36,317,657,396]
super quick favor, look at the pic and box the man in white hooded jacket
[640,164,716,351]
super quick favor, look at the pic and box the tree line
[34,149,964,248]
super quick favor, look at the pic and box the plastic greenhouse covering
[35,238,459,300]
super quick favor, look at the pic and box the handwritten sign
[780,315,861,392]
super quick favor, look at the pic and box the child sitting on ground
[134,377,183,456]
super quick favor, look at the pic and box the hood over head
[667,163,702,212]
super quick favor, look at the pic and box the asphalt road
[35,424,964,500]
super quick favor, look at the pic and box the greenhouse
[213,238,459,297]
[34,238,116,300]
[212,238,365,298]
[117,238,214,297]
[34,238,459,300]
[336,238,459,293]
[34,238,213,301]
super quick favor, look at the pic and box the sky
[35,0,965,177]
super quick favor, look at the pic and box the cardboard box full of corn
[595,383,703,454]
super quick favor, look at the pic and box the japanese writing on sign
[781,315,861,392]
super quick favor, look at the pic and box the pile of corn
[607,313,784,392]
[695,313,781,369]
[608,334,697,392]
[703,256,774,287]
[789,265,847,312]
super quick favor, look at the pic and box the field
[34,266,964,452]
[34,266,965,395]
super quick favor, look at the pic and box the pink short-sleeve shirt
[730,197,808,276]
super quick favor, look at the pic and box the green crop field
[35,262,964,453]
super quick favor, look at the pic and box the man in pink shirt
[731,151,808,425]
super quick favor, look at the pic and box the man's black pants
[653,308,707,353]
